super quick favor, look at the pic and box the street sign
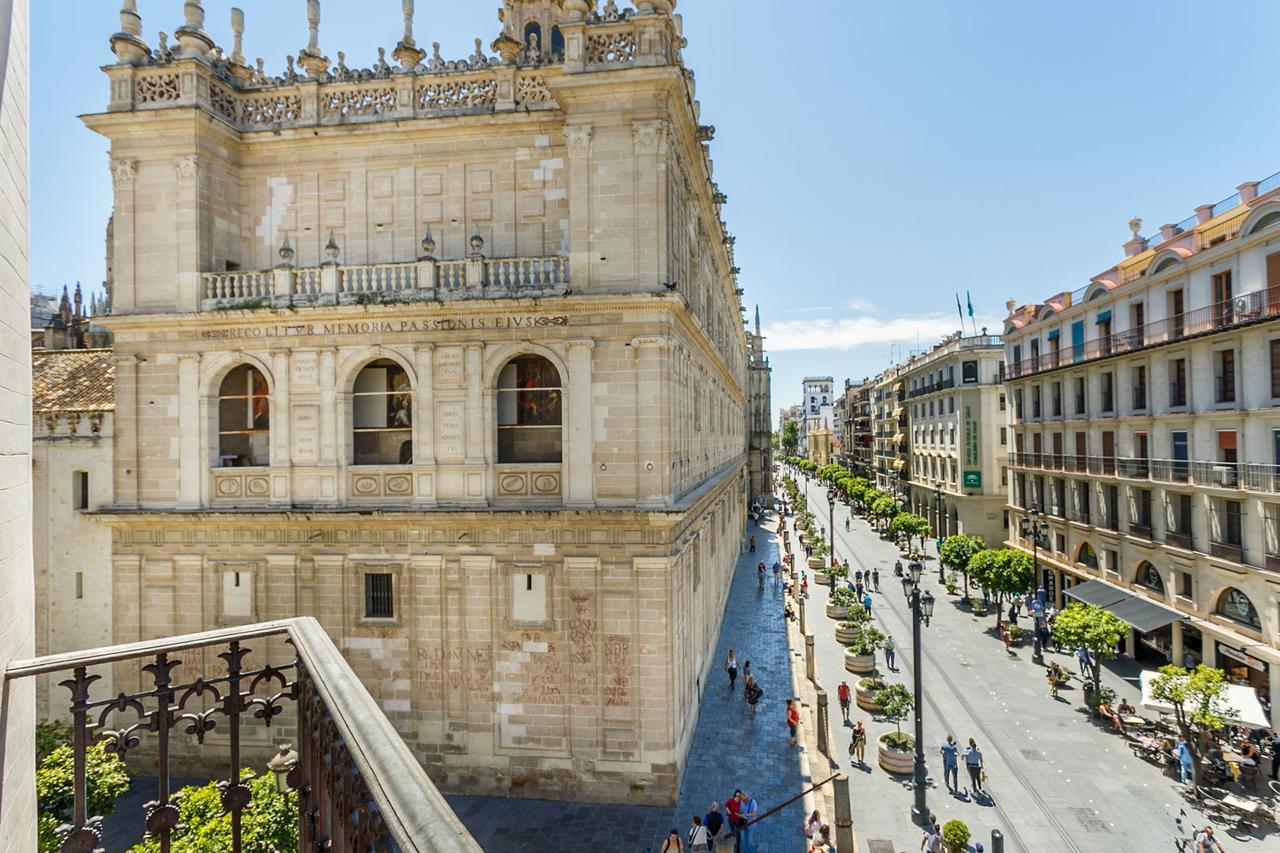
[963,471,982,489]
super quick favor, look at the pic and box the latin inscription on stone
[435,346,464,385]
[293,405,319,463]
[292,352,318,388]
[193,316,569,341]
[436,400,465,461]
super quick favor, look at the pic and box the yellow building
[86,0,750,803]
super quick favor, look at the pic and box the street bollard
[799,597,807,635]
[991,829,1004,853]
[805,633,816,682]
[833,775,854,853]
[816,687,830,755]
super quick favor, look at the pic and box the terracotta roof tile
[31,349,115,413]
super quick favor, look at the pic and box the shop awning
[1140,671,1269,728]
[1065,579,1185,633]
[892,406,905,419]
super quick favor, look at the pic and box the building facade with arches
[81,0,757,804]
[1004,169,1280,725]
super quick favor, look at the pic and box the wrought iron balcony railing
[4,618,480,853]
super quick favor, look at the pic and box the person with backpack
[661,827,684,852]
[883,635,896,671]
[687,815,711,853]
[871,568,880,591]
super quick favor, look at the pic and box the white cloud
[763,311,1000,352]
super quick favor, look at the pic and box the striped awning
[892,458,907,471]
[893,433,906,444]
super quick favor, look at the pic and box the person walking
[757,561,765,590]
[704,802,724,845]
[725,649,739,691]
[724,791,743,850]
[1176,737,1194,786]
[1046,662,1064,698]
[661,827,684,852]
[772,561,781,588]
[1076,646,1091,677]
[749,535,756,553]
[744,674,763,718]
[940,735,959,792]
[845,517,850,532]
[872,568,880,591]
[884,635,897,671]
[687,816,711,853]
[964,738,985,793]
[837,680,851,722]
[738,793,759,853]
[999,623,1012,654]
[862,592,873,614]
[849,720,867,765]
[854,569,863,587]
[787,699,801,747]
[921,820,942,852]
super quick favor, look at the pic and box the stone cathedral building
[81,0,767,804]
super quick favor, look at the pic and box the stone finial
[324,231,341,265]
[561,0,592,22]
[277,235,295,268]
[393,0,426,69]
[230,8,245,63]
[1005,298,1016,314]
[420,227,436,260]
[175,0,215,58]
[469,227,485,258]
[298,0,331,76]
[1128,215,1142,237]
[111,0,151,65]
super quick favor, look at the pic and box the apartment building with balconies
[901,333,1007,544]
[1004,169,1280,724]
[870,368,908,497]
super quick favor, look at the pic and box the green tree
[888,512,930,551]
[37,743,131,853]
[1148,665,1234,795]
[36,721,73,764]
[938,534,985,596]
[1049,602,1128,693]
[128,771,298,853]
[967,548,1034,627]
[781,421,800,455]
[875,683,914,739]
[870,495,897,530]
[942,820,971,853]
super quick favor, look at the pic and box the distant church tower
[498,0,567,59]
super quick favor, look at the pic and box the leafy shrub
[829,587,858,608]
[880,731,914,751]
[36,721,72,764]
[128,770,297,853]
[37,743,130,852]
[942,819,971,851]
[851,626,886,656]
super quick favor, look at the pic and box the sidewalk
[791,473,1233,853]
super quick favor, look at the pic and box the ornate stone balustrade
[201,254,570,311]
[3,618,480,852]
[105,9,680,131]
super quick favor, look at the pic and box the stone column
[633,336,669,506]
[1171,620,1184,666]
[833,775,854,852]
[173,155,202,311]
[115,354,140,508]
[177,353,202,508]
[631,120,670,290]
[563,124,593,291]
[318,349,337,465]
[566,339,595,507]
[414,344,436,463]
[271,350,291,472]
[464,344,485,465]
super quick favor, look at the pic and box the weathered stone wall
[0,0,34,845]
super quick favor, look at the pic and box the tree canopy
[781,422,800,454]
[128,771,298,853]
[939,534,985,594]
[1148,664,1234,794]
[967,548,1034,625]
[1050,602,1127,692]
[37,742,131,853]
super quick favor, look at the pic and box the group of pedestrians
[938,735,987,796]
[662,791,759,852]
[724,649,765,717]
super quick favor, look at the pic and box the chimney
[1238,181,1260,204]
[1195,204,1215,224]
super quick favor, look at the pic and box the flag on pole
[955,293,965,328]
[966,291,975,319]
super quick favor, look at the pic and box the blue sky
[30,1,1280,410]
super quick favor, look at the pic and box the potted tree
[827,562,849,587]
[875,684,916,774]
[942,820,971,853]
[843,626,885,674]
[809,541,830,579]
[1050,602,1127,696]
[855,675,885,712]
[967,548,1034,630]
[827,586,857,620]
[939,534,984,598]
[835,605,871,644]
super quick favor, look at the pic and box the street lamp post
[934,486,945,582]
[1018,507,1049,662]
[826,487,837,567]
[900,561,935,826]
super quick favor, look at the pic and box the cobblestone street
[451,515,806,852]
[791,474,1251,853]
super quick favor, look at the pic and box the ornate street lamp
[266,743,299,795]
[900,560,934,825]
[1018,507,1050,662]
[934,486,946,581]
[826,487,838,567]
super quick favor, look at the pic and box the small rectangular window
[364,573,394,619]
[75,572,83,600]
[73,471,89,511]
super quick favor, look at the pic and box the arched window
[1215,587,1261,630]
[524,22,542,53]
[1135,561,1164,593]
[1076,542,1098,570]
[218,365,270,466]
[352,359,412,466]
[551,25,565,57]
[497,355,562,463]
[1249,210,1280,235]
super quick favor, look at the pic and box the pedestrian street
[793,474,1235,852]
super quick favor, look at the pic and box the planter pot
[835,625,861,645]
[877,735,916,775]
[844,648,876,674]
[855,682,883,712]
[826,604,848,620]
[813,571,829,585]
[808,556,826,571]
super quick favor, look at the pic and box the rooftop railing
[4,618,480,853]
[1006,286,1280,378]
